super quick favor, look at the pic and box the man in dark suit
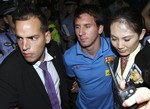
[0,4,69,109]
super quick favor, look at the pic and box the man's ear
[139,29,146,40]
[98,25,104,34]
[45,31,51,44]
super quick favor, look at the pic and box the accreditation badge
[105,55,115,76]
[129,64,143,84]
[105,70,111,76]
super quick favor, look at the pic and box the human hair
[13,3,48,33]
[110,7,145,35]
[74,4,104,26]
[0,1,18,16]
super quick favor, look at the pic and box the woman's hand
[120,80,150,109]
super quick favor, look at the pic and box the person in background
[141,0,150,46]
[0,15,7,33]
[63,4,116,109]
[108,0,130,15]
[0,4,69,109]
[41,6,61,46]
[109,7,150,108]
[79,0,95,5]
[60,0,78,50]
[0,2,18,64]
[0,16,7,57]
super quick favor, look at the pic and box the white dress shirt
[33,48,61,105]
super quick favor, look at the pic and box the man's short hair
[13,3,49,33]
[0,1,18,16]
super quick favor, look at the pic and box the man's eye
[30,37,37,41]
[17,37,22,41]
[124,39,130,41]
[85,25,90,28]
[75,26,79,29]
[32,37,37,41]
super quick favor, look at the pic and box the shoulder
[63,45,77,65]
[1,48,24,67]
[0,32,6,35]
[101,36,112,49]
[47,40,61,54]
[0,49,28,81]
[101,36,117,56]
[61,18,68,25]
[0,33,6,45]
[64,44,76,57]
[101,36,111,43]
[139,42,150,56]
[143,35,150,46]
[135,42,150,68]
[47,40,64,63]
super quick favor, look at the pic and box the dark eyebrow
[110,34,133,39]
[15,35,21,38]
[75,22,92,26]
[15,34,39,38]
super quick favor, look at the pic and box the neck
[82,40,101,58]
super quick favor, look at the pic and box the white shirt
[33,48,61,105]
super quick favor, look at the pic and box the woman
[109,7,150,108]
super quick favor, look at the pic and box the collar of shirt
[32,48,61,104]
[33,48,53,68]
[76,36,110,58]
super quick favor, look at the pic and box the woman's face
[110,19,145,56]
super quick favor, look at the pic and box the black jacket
[0,40,70,109]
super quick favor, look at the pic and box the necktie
[121,56,128,75]
[39,61,60,109]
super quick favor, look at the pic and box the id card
[126,64,143,84]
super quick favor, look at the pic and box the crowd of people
[0,0,150,109]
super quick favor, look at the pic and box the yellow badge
[130,69,143,84]
[105,70,111,76]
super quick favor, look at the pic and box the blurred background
[0,0,149,53]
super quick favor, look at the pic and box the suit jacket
[0,40,69,109]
